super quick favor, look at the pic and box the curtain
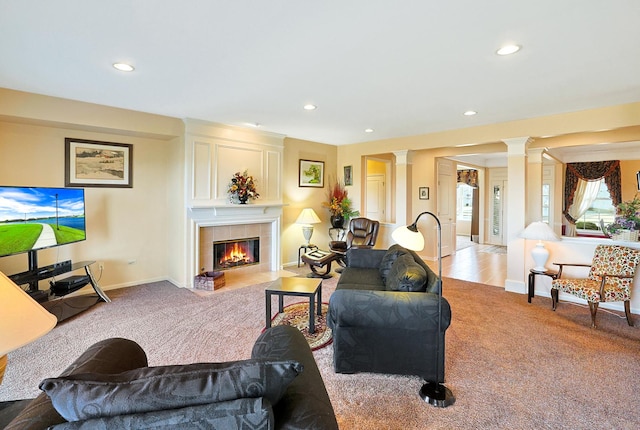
[563,161,621,232]
[565,178,602,236]
[457,169,478,188]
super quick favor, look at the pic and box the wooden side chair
[551,244,640,328]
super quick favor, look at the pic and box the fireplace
[213,237,260,270]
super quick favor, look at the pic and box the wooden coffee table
[265,277,322,334]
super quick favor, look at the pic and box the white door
[437,159,456,257]
[366,174,386,221]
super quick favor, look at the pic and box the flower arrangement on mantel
[227,170,259,204]
[323,181,359,227]
[605,195,640,240]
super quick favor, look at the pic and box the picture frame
[299,159,324,187]
[65,138,133,188]
[344,165,353,186]
[637,171,640,192]
[419,186,429,200]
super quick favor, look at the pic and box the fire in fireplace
[213,237,260,270]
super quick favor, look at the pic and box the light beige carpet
[2,274,639,429]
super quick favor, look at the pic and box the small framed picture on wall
[344,165,353,186]
[419,187,429,200]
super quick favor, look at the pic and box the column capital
[393,150,411,165]
[503,137,532,156]
[527,148,545,163]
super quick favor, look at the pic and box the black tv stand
[9,257,111,322]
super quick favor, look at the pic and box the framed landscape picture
[65,138,133,188]
[299,159,324,187]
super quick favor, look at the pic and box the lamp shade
[295,208,321,225]
[392,225,425,251]
[518,221,560,241]
[0,271,56,357]
[519,222,560,273]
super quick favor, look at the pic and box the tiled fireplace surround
[199,223,272,275]
[188,205,283,288]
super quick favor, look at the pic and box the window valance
[563,161,621,224]
[457,169,478,188]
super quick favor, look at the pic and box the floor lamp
[392,211,455,407]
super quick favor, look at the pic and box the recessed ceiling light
[496,44,521,56]
[463,110,477,116]
[245,122,261,128]
[365,128,374,133]
[113,62,135,72]
[303,104,317,111]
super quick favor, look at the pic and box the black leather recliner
[329,217,380,265]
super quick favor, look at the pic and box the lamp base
[419,382,455,408]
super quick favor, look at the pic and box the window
[575,179,615,234]
[456,183,473,221]
[542,184,550,224]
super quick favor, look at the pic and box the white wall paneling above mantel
[184,119,284,207]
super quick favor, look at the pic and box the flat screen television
[0,186,86,259]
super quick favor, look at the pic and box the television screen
[0,186,86,258]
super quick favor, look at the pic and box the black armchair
[329,217,380,260]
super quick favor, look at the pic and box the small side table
[528,269,558,303]
[298,244,318,267]
[265,277,322,334]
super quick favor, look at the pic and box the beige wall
[0,89,184,291]
[621,160,640,202]
[282,137,337,266]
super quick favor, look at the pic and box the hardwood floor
[426,235,507,288]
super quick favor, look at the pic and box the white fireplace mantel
[187,203,285,288]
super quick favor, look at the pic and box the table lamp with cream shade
[0,271,56,384]
[519,221,561,273]
[296,208,321,246]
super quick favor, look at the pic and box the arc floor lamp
[392,211,455,407]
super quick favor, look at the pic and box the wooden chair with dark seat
[551,244,640,328]
[329,217,380,267]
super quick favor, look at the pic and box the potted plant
[227,170,259,204]
[323,181,359,228]
[605,195,640,240]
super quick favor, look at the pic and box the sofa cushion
[48,397,273,430]
[379,244,409,282]
[39,359,302,422]
[336,267,385,291]
[385,253,427,292]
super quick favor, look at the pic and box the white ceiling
[1,1,639,146]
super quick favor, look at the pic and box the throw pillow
[386,253,427,292]
[39,359,302,422]
[48,397,274,430]
[379,244,408,282]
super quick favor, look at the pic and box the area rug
[269,302,332,350]
[478,244,507,254]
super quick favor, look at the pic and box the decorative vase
[238,194,249,204]
[330,215,344,228]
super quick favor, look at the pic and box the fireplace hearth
[213,237,260,270]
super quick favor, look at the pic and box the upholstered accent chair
[329,217,380,264]
[551,244,640,328]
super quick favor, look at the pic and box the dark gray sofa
[4,325,338,430]
[327,245,452,382]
